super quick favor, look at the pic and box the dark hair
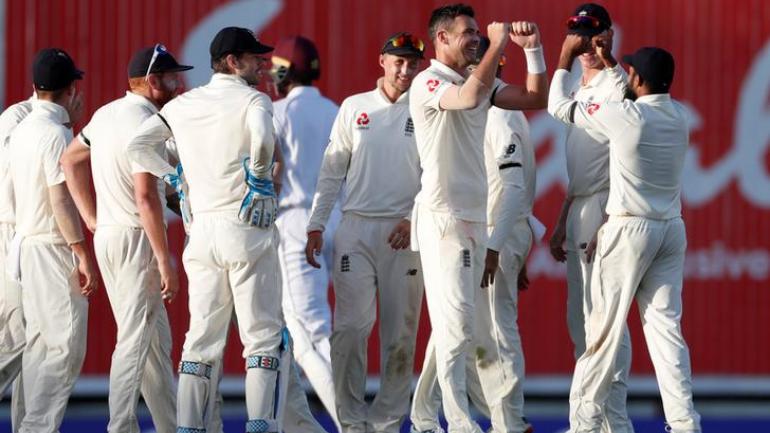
[428,3,475,42]
[33,86,70,100]
[211,52,246,73]
[637,74,672,94]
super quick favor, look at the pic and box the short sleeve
[43,131,68,186]
[412,70,455,111]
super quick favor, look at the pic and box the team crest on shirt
[587,103,601,115]
[404,117,414,136]
[426,79,440,92]
[355,112,370,130]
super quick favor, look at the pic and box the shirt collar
[429,59,466,83]
[375,78,409,105]
[125,91,159,114]
[31,99,70,124]
[210,73,249,87]
[635,93,672,104]
[285,86,320,100]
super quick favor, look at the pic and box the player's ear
[225,53,241,73]
[437,29,449,46]
[379,54,386,69]
[146,74,162,92]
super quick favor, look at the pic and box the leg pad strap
[178,361,212,378]
[246,355,279,370]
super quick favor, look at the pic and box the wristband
[524,46,546,74]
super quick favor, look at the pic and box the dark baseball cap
[566,3,612,37]
[33,48,84,91]
[210,27,273,63]
[272,36,321,82]
[128,44,193,78]
[622,47,675,91]
[381,32,425,58]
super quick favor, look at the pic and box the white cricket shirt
[0,97,34,225]
[307,82,421,232]
[484,107,535,251]
[410,59,505,222]
[79,91,167,228]
[9,100,71,243]
[273,86,338,210]
[549,67,688,220]
[127,73,275,216]
[564,65,627,197]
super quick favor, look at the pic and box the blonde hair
[128,77,149,91]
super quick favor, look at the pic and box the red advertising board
[3,0,769,377]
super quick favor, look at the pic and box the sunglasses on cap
[145,43,168,81]
[386,33,425,53]
[565,15,603,31]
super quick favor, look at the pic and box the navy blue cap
[33,48,84,91]
[622,47,675,91]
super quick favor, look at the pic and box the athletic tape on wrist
[524,46,546,74]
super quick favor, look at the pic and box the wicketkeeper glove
[162,163,192,233]
[238,157,277,228]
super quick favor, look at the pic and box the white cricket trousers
[331,213,424,433]
[18,239,88,433]
[566,191,633,433]
[569,216,701,433]
[94,227,176,433]
[411,219,532,433]
[177,214,284,432]
[413,205,487,433]
[276,206,339,427]
[0,223,25,432]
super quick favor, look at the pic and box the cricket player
[127,27,325,433]
[305,32,425,433]
[548,32,702,433]
[60,44,192,433]
[410,36,536,433]
[8,48,98,433]
[270,35,340,427]
[409,4,548,432]
[0,95,33,433]
[548,5,634,432]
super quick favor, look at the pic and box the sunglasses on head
[145,43,168,81]
[565,15,603,31]
[386,33,425,53]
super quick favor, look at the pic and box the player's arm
[487,132,528,253]
[60,135,96,232]
[134,171,179,302]
[481,122,528,288]
[306,105,353,267]
[492,22,548,110]
[45,134,98,296]
[126,113,176,180]
[246,96,275,178]
[548,35,626,138]
[549,196,573,262]
[437,22,512,110]
[271,140,284,197]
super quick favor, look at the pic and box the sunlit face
[579,50,604,70]
[234,52,269,86]
[438,15,481,67]
[380,53,422,92]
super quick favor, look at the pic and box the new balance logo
[341,254,351,272]
[404,118,414,136]
[462,249,471,267]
